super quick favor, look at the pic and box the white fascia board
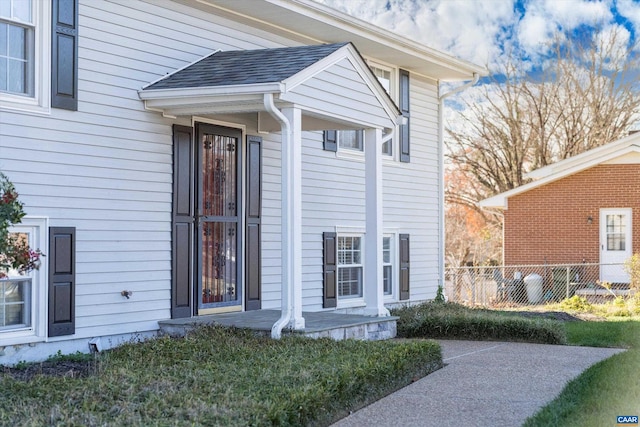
[479,194,509,209]
[281,43,402,126]
[480,140,640,209]
[138,83,283,100]
[527,133,640,179]
[160,102,268,117]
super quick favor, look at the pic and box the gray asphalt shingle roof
[145,43,349,90]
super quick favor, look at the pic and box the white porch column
[282,106,305,329]
[363,127,390,317]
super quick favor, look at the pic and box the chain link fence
[445,263,632,307]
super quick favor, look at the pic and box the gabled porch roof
[138,42,402,131]
[139,42,396,337]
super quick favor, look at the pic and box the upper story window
[338,130,363,152]
[0,0,33,95]
[370,63,395,157]
[331,62,397,156]
[0,0,50,113]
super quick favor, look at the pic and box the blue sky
[314,0,640,72]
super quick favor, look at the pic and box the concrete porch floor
[159,310,398,341]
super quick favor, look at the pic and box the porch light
[587,216,593,225]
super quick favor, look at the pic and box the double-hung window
[1,216,47,345]
[382,235,393,296]
[0,0,33,95]
[0,0,49,113]
[337,235,363,299]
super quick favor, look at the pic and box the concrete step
[159,309,397,341]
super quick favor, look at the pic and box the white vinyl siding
[0,0,445,348]
[284,58,391,130]
[0,0,303,343]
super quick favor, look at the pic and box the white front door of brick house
[600,208,632,284]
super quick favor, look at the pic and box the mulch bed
[1,360,97,382]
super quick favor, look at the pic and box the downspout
[263,93,293,339]
[438,73,479,298]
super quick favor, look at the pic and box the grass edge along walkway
[524,320,640,427]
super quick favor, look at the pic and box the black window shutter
[172,125,194,318]
[246,135,262,310]
[51,0,79,110]
[48,227,76,337]
[323,232,337,308]
[323,130,337,152]
[399,233,410,300]
[399,69,410,163]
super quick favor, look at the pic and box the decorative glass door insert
[198,127,240,308]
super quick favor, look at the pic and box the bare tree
[446,27,640,203]
[444,26,640,265]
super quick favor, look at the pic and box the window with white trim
[0,0,50,113]
[337,130,363,152]
[0,216,47,344]
[0,264,32,330]
[370,64,395,157]
[0,0,33,95]
[337,235,363,299]
[333,62,397,156]
[382,235,393,296]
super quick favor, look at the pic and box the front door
[197,124,241,311]
[600,208,632,284]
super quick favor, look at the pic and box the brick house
[480,132,640,284]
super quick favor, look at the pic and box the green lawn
[391,301,640,426]
[3,303,638,426]
[524,319,640,427]
[0,326,441,426]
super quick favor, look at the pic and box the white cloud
[617,0,640,41]
[518,0,614,58]
[314,0,635,72]
[316,0,516,69]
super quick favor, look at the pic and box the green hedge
[392,302,567,344]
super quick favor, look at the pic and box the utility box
[552,268,577,301]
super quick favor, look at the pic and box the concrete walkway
[333,340,625,427]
